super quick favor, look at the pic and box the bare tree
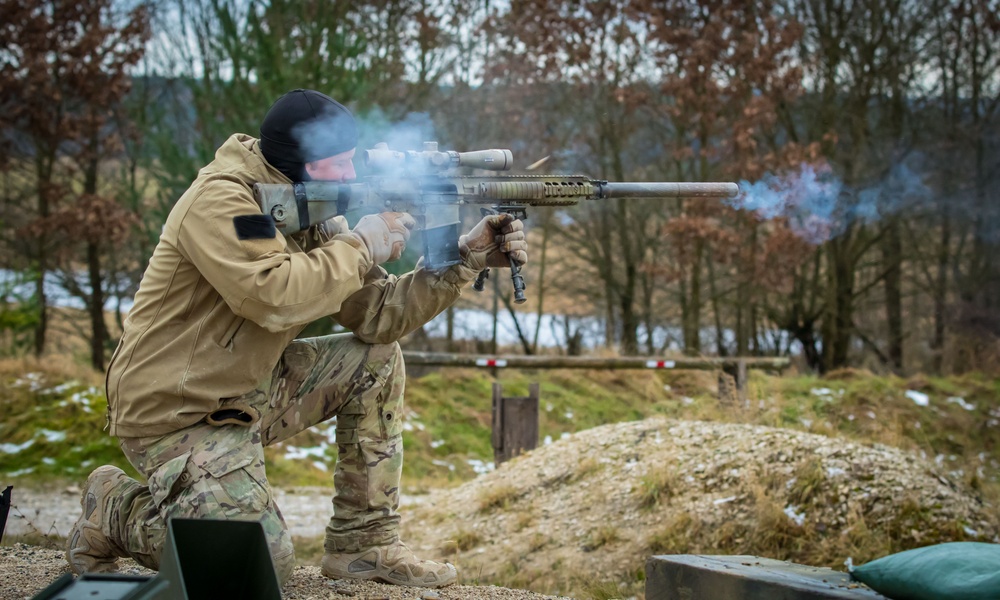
[0,0,149,366]
[484,0,667,354]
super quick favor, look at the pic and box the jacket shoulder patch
[233,214,276,240]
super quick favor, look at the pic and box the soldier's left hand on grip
[459,214,528,271]
[351,212,416,264]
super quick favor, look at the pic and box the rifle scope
[365,141,513,173]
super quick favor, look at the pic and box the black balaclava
[259,89,358,182]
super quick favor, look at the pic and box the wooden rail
[401,352,790,371]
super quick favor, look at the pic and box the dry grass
[582,524,621,551]
[526,532,548,552]
[0,355,103,385]
[637,466,680,510]
[573,456,602,480]
[647,455,988,571]
[440,528,483,556]
[787,456,827,506]
[647,513,701,554]
[477,484,520,512]
[512,510,535,532]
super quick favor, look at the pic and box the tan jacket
[107,134,477,437]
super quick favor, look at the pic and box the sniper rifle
[253,142,739,303]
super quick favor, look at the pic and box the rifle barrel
[598,182,739,199]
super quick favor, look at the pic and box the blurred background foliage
[0,0,997,377]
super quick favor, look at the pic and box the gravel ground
[3,417,996,599]
[2,483,567,599]
[0,544,570,600]
[4,486,374,540]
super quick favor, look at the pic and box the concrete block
[646,555,886,600]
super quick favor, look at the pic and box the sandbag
[851,542,1000,600]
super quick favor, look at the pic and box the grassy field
[1,358,998,497]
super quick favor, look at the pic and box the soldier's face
[305,149,356,182]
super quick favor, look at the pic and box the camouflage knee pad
[121,424,295,584]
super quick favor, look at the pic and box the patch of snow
[0,439,34,454]
[906,390,930,406]
[783,505,806,526]
[40,382,77,395]
[39,429,66,443]
[432,459,456,472]
[467,459,493,475]
[713,495,738,505]
[946,397,975,411]
[284,444,328,461]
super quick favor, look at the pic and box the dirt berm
[399,418,999,592]
[2,418,996,599]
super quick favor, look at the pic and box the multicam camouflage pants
[104,334,405,585]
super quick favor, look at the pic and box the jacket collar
[203,134,293,186]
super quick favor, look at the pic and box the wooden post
[737,358,748,408]
[719,359,749,407]
[492,383,539,465]
[717,371,737,406]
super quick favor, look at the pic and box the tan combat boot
[321,541,458,588]
[66,465,129,574]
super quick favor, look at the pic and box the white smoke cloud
[732,160,932,243]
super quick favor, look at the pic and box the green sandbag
[851,542,1000,600]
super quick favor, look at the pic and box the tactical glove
[459,214,528,272]
[351,212,416,264]
[316,215,350,238]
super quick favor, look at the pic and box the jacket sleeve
[175,178,375,332]
[331,258,481,344]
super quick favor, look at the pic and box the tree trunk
[87,241,108,371]
[604,286,616,349]
[682,240,704,355]
[821,236,856,372]
[531,213,551,354]
[706,247,726,356]
[32,161,52,358]
[882,219,904,372]
[33,261,47,357]
[619,263,639,355]
[446,306,455,352]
